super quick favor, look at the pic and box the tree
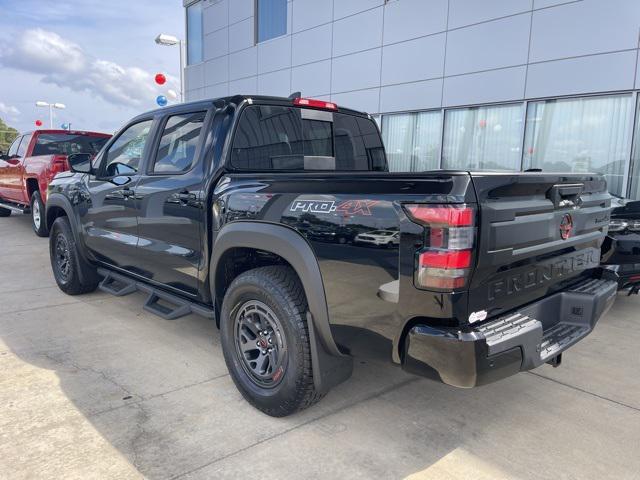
[0,117,19,153]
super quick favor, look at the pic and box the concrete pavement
[1,212,639,479]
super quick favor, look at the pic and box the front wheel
[220,266,322,417]
[30,191,48,237]
[49,216,100,295]
[0,207,10,217]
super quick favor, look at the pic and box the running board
[0,199,29,214]
[97,268,215,321]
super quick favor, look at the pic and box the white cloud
[0,102,20,118]
[0,28,178,107]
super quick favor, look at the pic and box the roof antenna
[288,91,302,100]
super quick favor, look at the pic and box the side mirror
[68,153,94,174]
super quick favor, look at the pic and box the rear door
[467,173,611,320]
[82,119,154,269]
[132,109,210,297]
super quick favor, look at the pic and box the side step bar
[0,199,30,214]
[97,268,215,321]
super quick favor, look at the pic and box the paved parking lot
[1,212,639,480]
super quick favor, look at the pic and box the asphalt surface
[1,212,639,479]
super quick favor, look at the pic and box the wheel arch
[46,194,81,242]
[210,221,353,393]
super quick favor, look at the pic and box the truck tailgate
[468,173,611,320]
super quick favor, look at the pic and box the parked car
[355,229,399,248]
[601,196,640,293]
[45,95,616,417]
[0,129,110,236]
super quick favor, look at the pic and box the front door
[0,135,22,201]
[82,119,154,270]
[133,110,208,297]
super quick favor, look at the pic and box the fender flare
[210,221,353,393]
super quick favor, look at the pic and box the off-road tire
[220,266,323,417]
[30,191,48,237]
[49,216,100,295]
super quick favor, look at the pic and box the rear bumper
[402,278,617,387]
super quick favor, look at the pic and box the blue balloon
[156,95,168,107]
[60,123,69,130]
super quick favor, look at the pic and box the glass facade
[443,104,523,171]
[382,111,441,172]
[186,2,203,65]
[378,93,640,199]
[523,95,633,196]
[257,0,287,43]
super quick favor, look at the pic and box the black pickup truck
[46,95,617,417]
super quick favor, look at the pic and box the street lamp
[155,33,185,103]
[35,101,66,128]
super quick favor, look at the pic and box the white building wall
[185,0,640,114]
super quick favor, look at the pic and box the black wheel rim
[54,233,71,282]
[233,300,287,388]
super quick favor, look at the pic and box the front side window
[230,106,385,171]
[443,104,523,171]
[153,112,206,173]
[257,0,287,43]
[32,133,109,156]
[187,1,203,64]
[382,111,441,172]
[524,95,634,197]
[102,120,153,177]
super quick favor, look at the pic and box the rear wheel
[220,266,322,417]
[49,216,100,295]
[30,191,48,237]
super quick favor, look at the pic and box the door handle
[175,191,197,202]
[121,187,135,198]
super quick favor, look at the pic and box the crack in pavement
[527,371,640,413]
[89,374,231,418]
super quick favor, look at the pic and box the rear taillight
[293,97,338,110]
[50,155,69,176]
[404,204,476,291]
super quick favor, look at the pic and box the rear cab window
[230,105,387,172]
[32,133,109,156]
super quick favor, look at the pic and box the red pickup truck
[0,129,110,236]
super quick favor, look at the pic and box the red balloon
[35,120,43,127]
[155,73,166,85]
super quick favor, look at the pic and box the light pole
[155,33,185,103]
[35,101,66,128]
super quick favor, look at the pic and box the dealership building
[183,0,640,199]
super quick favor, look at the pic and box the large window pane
[257,0,287,43]
[381,111,441,172]
[629,98,640,199]
[524,95,633,197]
[187,2,203,65]
[443,104,523,171]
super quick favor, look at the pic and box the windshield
[32,133,109,156]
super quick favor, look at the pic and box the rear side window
[16,135,30,157]
[230,106,386,171]
[152,112,206,174]
[32,133,109,156]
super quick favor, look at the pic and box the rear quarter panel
[217,172,476,361]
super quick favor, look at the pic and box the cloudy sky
[0,0,184,134]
